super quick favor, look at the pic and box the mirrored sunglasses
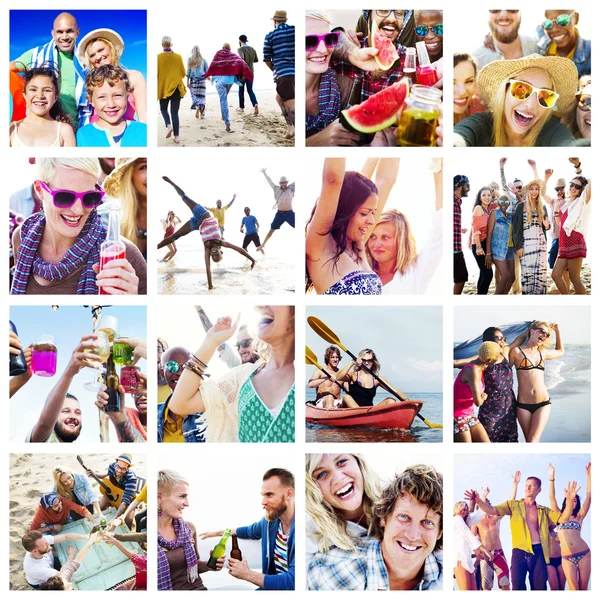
[542,12,575,30]
[509,79,559,109]
[415,24,443,37]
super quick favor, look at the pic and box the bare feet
[195,108,200,119]
[250,260,256,270]
[236,108,244,113]
[225,125,233,133]
[166,124,173,139]
[174,136,180,144]
[254,105,259,115]
[285,126,295,139]
[258,247,265,255]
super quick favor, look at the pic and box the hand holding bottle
[94,259,140,295]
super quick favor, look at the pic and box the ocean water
[305,391,443,443]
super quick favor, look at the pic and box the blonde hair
[524,182,545,225]
[454,500,470,522]
[528,320,553,349]
[86,37,120,66]
[356,348,381,375]
[53,466,75,501]
[305,10,331,23]
[115,159,145,248]
[368,210,417,276]
[305,454,381,553]
[158,469,189,496]
[37,157,100,182]
[188,45,204,69]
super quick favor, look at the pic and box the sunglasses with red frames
[306,31,340,52]
[38,180,105,209]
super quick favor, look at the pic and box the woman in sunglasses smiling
[11,157,146,295]
[454,54,578,147]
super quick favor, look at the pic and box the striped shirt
[263,23,295,79]
[108,462,138,506]
[273,523,289,574]
[199,216,221,243]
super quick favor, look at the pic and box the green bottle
[206,529,231,569]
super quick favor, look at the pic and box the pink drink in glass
[32,336,58,377]
[99,243,126,295]
[120,365,140,393]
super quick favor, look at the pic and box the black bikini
[515,347,551,414]
[347,372,377,407]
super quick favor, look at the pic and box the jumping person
[207,195,236,236]
[240,207,263,253]
[257,168,295,252]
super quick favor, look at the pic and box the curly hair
[85,64,131,99]
[324,345,341,365]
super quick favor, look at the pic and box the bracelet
[183,361,205,378]
[575,162,581,169]
[550,479,555,481]
[191,354,208,369]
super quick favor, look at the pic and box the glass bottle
[415,41,439,87]
[99,207,126,295]
[396,85,442,147]
[9,321,28,376]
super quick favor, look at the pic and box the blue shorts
[492,247,514,261]
[189,203,209,230]
[270,210,295,230]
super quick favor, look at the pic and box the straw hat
[77,28,125,67]
[478,341,502,363]
[477,53,578,113]
[273,10,287,21]
[279,175,289,184]
[555,178,566,188]
[116,453,133,467]
[522,178,547,198]
[103,158,138,198]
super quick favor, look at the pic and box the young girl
[486,194,515,294]
[160,211,181,261]
[9,65,76,147]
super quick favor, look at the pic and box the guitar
[77,455,125,508]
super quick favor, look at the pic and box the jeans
[159,88,182,136]
[471,239,493,295]
[511,545,548,591]
[238,79,258,109]
[548,237,559,268]
[215,81,233,125]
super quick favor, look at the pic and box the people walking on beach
[237,35,259,115]
[187,46,209,120]
[240,207,263,253]
[157,176,255,290]
[306,346,343,409]
[258,168,295,252]
[160,210,181,261]
[264,10,295,138]
[207,195,236,236]
[157,36,186,144]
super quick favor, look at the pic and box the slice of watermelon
[369,19,400,71]
[341,78,410,134]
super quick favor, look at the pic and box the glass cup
[113,333,134,366]
[83,331,111,392]
[31,335,57,377]
[97,315,118,343]
[120,365,140,394]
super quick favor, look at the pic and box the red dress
[558,208,586,259]
[163,224,175,239]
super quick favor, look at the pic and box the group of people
[306,454,443,590]
[157,467,295,590]
[10,13,147,147]
[453,321,564,443]
[454,157,591,295]
[306,157,442,295]
[454,463,591,590]
[21,455,147,590]
[158,10,295,142]
[157,305,295,443]
[453,9,591,146]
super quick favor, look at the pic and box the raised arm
[227,194,237,208]
[509,471,520,501]
[578,462,592,520]
[433,163,443,211]
[260,168,276,190]
[332,31,380,71]
[453,355,478,369]
[367,158,400,239]
[468,489,500,516]
[558,481,580,523]
[543,323,564,360]
[548,463,560,513]
[360,158,379,180]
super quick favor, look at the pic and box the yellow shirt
[495,499,561,562]
[157,51,187,100]
[135,483,147,504]
[162,405,184,443]
[546,31,577,60]
[158,384,171,405]
[207,205,229,226]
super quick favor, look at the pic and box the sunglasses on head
[542,12,575,30]
[236,339,253,350]
[164,360,185,373]
[570,181,583,191]
[489,9,519,14]
[305,31,340,52]
[578,96,591,112]
[509,79,559,109]
[38,180,105,209]
[415,24,443,37]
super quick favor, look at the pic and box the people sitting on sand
[52,466,104,523]
[257,168,295,251]
[307,345,343,409]
[29,492,97,533]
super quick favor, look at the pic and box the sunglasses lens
[542,19,552,29]
[433,24,443,35]
[324,33,339,47]
[538,89,558,108]
[53,191,76,207]
[305,35,318,51]
[510,80,533,100]
[557,14,571,26]
[165,361,179,373]
[415,26,427,36]
[82,191,103,208]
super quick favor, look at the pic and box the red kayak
[306,400,424,430]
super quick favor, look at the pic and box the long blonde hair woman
[52,465,103,521]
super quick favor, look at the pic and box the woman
[336,349,408,408]
[366,159,442,294]
[471,186,494,295]
[160,211,181,261]
[453,53,486,126]
[53,466,103,522]
[454,54,577,147]
[187,46,209,120]
[306,157,399,295]
[157,469,223,590]
[78,28,147,123]
[10,158,147,295]
[102,157,148,259]
[551,163,591,295]
[158,36,186,144]
[454,341,503,443]
[486,195,515,294]
[168,307,295,443]
[561,76,591,141]
[508,321,564,442]
[513,179,551,295]
[548,462,591,590]
[548,526,566,590]
[305,11,357,146]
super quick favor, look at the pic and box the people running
[258,168,295,252]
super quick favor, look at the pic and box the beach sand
[157,88,294,148]
[9,453,146,591]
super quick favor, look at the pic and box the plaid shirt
[331,39,406,103]
[454,194,463,253]
[307,538,443,591]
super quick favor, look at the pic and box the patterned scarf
[203,49,254,81]
[11,210,106,295]
[306,68,341,133]
[157,519,199,591]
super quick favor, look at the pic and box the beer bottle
[104,349,121,412]
[9,321,28,376]
[207,529,231,569]
[230,533,242,560]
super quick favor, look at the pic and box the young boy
[76,65,146,147]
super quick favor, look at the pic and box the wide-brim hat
[522,178,547,198]
[273,10,287,21]
[77,28,125,67]
[556,178,567,187]
[279,176,289,184]
[103,158,138,198]
[477,53,578,113]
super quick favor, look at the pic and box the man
[414,10,443,63]
[307,345,343,409]
[202,468,295,590]
[30,493,96,533]
[548,177,567,268]
[537,10,591,77]
[207,194,236,236]
[10,12,91,128]
[86,454,138,527]
[237,35,259,115]
[241,207,263,253]
[264,10,295,138]
[236,325,261,365]
[454,175,470,295]
[307,464,443,590]
[258,168,295,252]
[157,346,205,443]
[22,530,88,588]
[472,9,538,70]
[470,475,561,590]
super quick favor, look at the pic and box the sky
[10,305,147,444]
[10,10,147,77]
[305,305,442,393]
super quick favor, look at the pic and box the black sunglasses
[236,339,253,350]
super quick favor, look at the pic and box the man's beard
[491,19,520,44]
[241,352,260,364]
[54,421,81,442]
[265,501,287,522]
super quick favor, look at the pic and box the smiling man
[30,492,95,533]
[414,10,443,63]
[307,464,443,590]
[307,345,343,409]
